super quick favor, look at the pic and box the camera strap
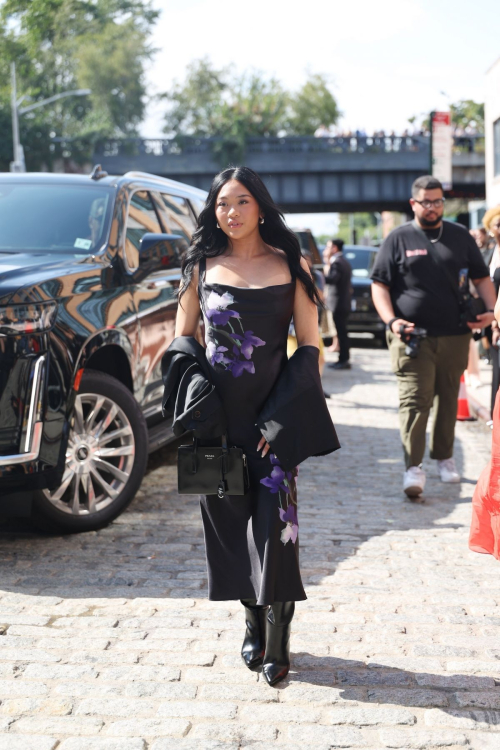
[411,220,463,309]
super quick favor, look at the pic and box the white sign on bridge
[431,111,453,190]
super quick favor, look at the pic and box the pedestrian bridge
[94,135,485,213]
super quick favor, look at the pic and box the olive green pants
[387,331,471,468]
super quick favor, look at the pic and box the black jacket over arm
[256,345,340,471]
[161,336,226,438]
[162,338,340,469]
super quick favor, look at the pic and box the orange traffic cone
[457,373,476,421]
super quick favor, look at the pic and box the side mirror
[137,233,188,278]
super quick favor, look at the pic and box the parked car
[291,227,323,266]
[0,168,206,532]
[342,245,385,340]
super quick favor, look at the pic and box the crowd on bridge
[314,124,483,140]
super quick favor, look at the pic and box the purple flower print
[260,453,299,545]
[207,340,229,366]
[227,358,255,378]
[269,454,293,483]
[260,463,291,494]
[279,504,298,545]
[204,289,266,378]
[205,290,240,326]
[232,330,265,360]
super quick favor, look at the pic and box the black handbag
[178,434,249,498]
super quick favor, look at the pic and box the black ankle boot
[262,601,295,686]
[240,599,268,671]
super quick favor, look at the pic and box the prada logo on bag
[205,455,216,459]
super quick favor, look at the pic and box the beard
[419,214,443,228]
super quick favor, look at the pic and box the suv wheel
[32,369,148,533]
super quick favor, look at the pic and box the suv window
[0,183,113,254]
[125,190,162,269]
[155,193,197,245]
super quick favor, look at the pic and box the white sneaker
[437,458,460,483]
[403,466,426,497]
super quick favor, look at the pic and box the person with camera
[371,175,496,498]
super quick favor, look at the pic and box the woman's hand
[257,435,271,458]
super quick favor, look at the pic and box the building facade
[485,56,500,207]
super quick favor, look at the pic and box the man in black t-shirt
[371,175,496,498]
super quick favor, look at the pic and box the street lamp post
[10,62,91,172]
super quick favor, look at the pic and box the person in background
[471,227,495,266]
[314,124,331,138]
[370,175,495,498]
[325,238,352,370]
[322,242,338,353]
[484,206,500,413]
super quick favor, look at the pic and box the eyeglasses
[413,199,445,209]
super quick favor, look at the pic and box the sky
[140,0,500,235]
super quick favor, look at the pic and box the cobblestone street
[0,342,499,750]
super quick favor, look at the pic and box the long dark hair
[179,166,322,307]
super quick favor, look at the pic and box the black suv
[0,168,206,532]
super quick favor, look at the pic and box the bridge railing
[93,134,484,159]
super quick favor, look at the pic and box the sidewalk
[0,344,498,749]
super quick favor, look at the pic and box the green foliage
[287,74,340,136]
[408,100,484,133]
[450,100,484,131]
[0,0,159,170]
[336,213,379,245]
[163,58,228,138]
[163,59,340,166]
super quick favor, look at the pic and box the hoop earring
[216,223,220,229]
[259,217,264,225]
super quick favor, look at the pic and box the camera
[399,325,427,358]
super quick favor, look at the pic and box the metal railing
[93,134,485,159]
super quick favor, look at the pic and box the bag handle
[189,433,229,477]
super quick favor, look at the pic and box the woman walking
[164,166,339,686]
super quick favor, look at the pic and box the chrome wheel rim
[43,392,135,516]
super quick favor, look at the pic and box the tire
[32,369,148,533]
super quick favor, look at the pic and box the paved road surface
[0,343,498,750]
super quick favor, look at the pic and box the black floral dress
[198,259,306,605]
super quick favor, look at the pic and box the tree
[288,74,340,135]
[162,60,340,165]
[163,58,228,138]
[450,100,484,132]
[408,99,484,134]
[0,0,159,170]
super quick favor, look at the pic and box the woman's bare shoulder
[268,246,292,270]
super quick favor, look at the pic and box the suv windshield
[344,248,377,278]
[0,183,114,254]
